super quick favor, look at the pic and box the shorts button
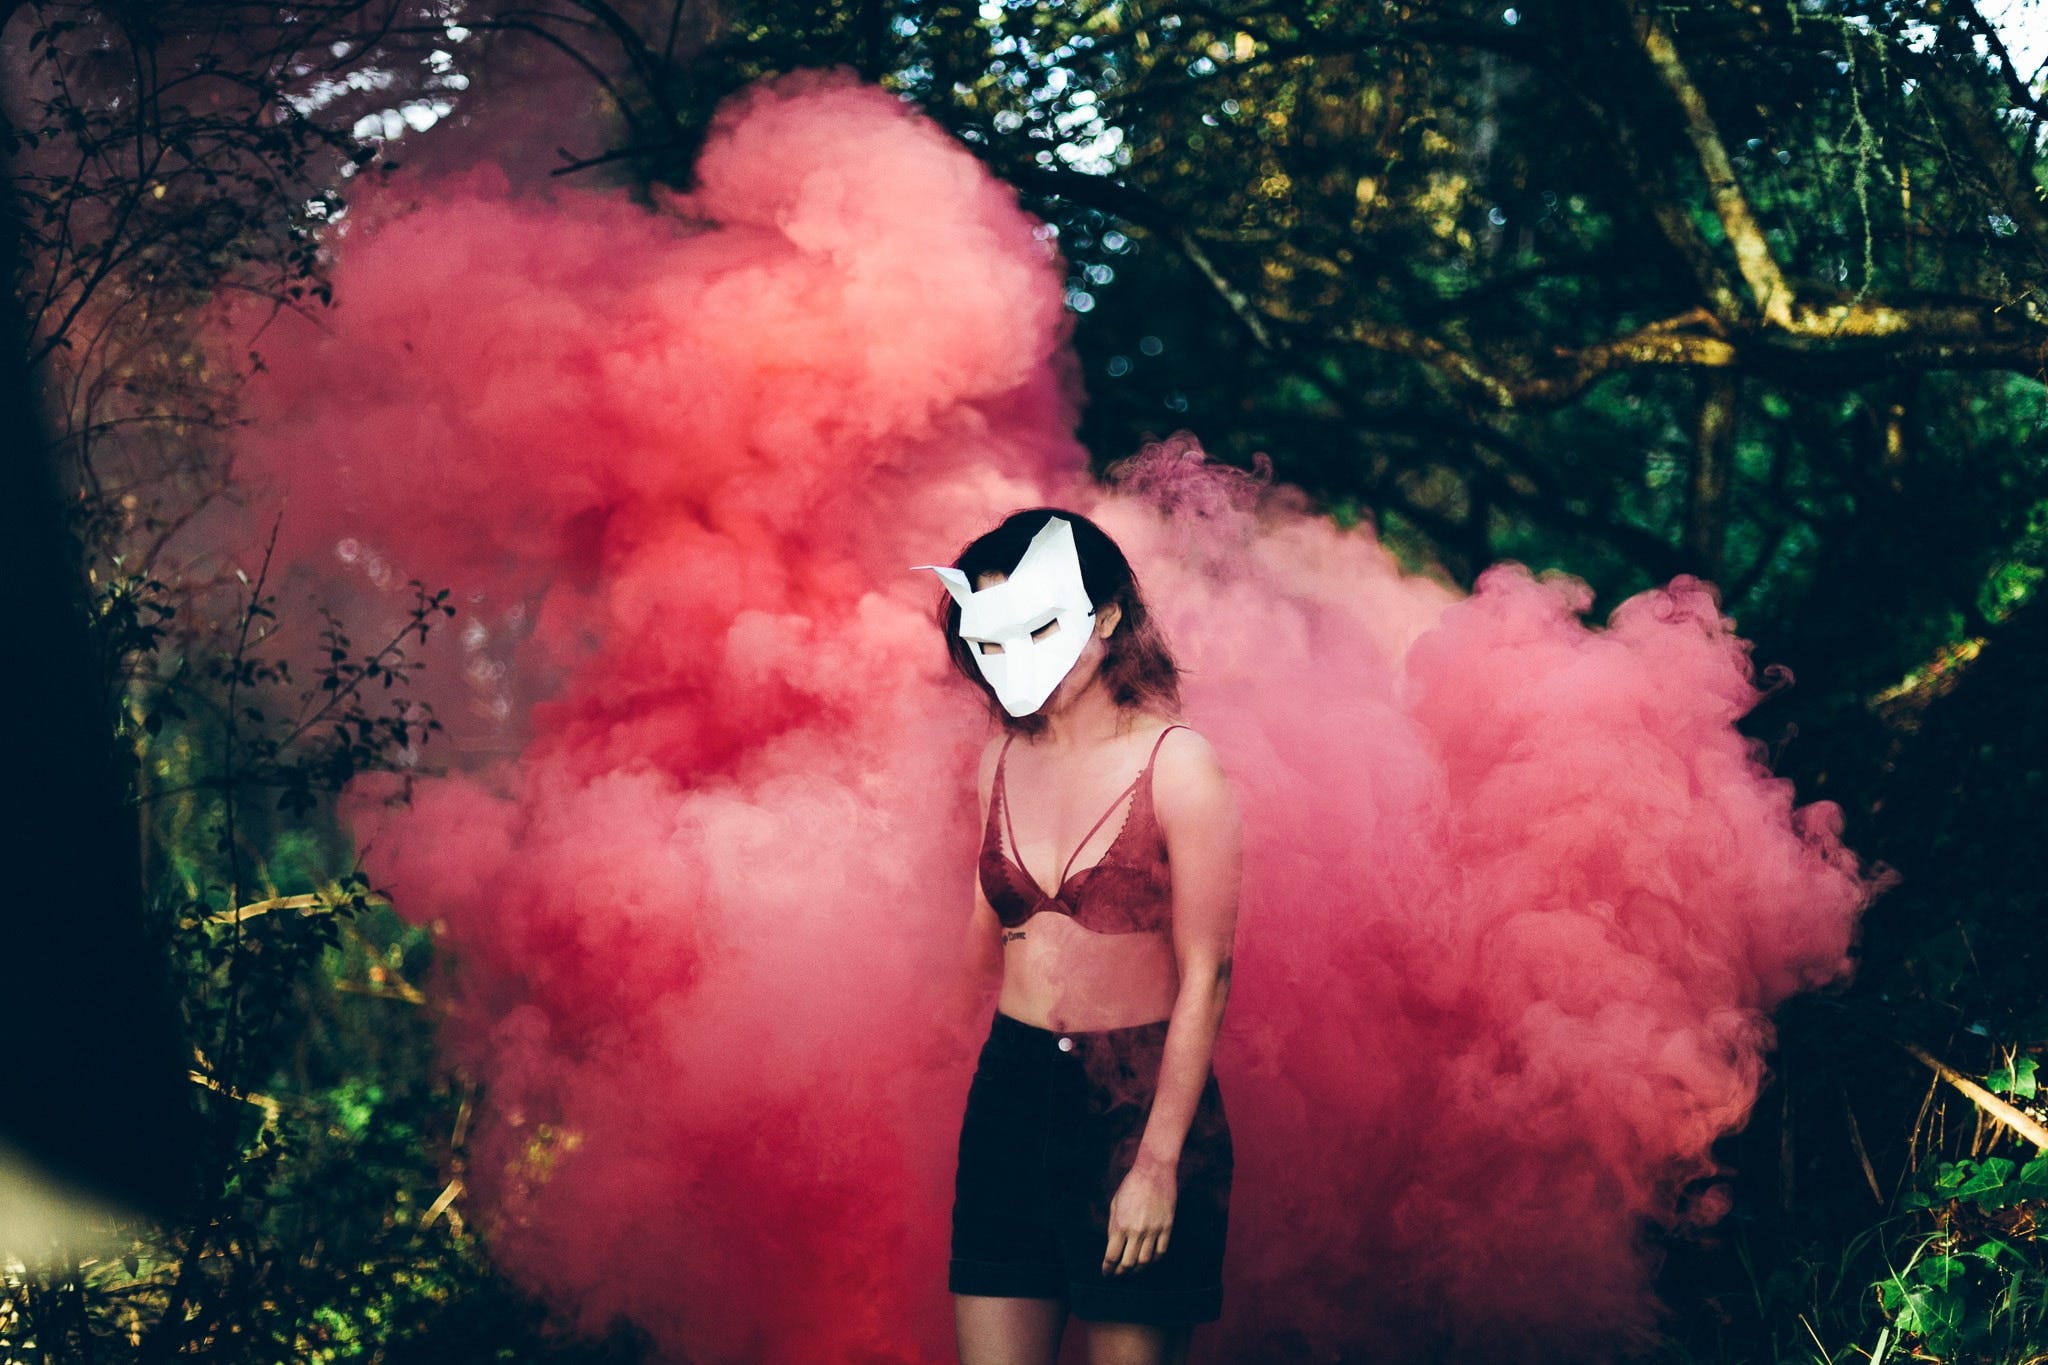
[1057,1036,1074,1052]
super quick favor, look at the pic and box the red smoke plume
[219,69,1882,1362]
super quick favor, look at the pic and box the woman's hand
[1101,1151,1177,1276]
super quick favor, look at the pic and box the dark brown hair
[935,508,1182,733]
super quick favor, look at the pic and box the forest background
[3,0,2048,1360]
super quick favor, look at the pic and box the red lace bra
[978,725,1186,935]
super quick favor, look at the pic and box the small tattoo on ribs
[1002,930,1027,944]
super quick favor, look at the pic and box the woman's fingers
[1104,1222,1175,1275]
[1117,1233,1145,1274]
[1100,1228,1129,1276]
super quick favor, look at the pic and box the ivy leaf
[1958,1156,2015,1204]
[1970,1236,2026,1269]
[1986,1055,2039,1098]
[1917,1255,1964,1289]
[1893,1283,1965,1353]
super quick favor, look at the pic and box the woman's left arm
[1101,726,1242,1276]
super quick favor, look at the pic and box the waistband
[989,1009,1170,1044]
[983,1010,1172,1079]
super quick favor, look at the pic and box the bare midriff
[997,912,1180,1032]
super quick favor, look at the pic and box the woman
[921,509,1242,1365]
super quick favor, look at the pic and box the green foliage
[0,544,638,1361]
[1866,1153,2048,1361]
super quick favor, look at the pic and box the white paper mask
[916,516,1097,717]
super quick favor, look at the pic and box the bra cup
[978,848,1042,928]
[1065,859,1170,934]
[978,838,1172,934]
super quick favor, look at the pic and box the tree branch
[1629,1,1795,327]
[1900,1041,2048,1152]
[1345,310,1740,408]
[1342,299,2048,409]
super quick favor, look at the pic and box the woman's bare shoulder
[1150,722,1233,819]
[1154,720,1219,769]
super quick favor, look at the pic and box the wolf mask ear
[914,564,975,605]
[1011,516,1079,581]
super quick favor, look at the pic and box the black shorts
[947,1010,1233,1325]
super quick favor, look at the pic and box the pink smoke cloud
[215,68,1881,1362]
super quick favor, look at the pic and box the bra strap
[1145,723,1189,771]
[1053,724,1190,885]
[994,734,1036,887]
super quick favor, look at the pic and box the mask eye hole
[975,640,1004,656]
[1030,619,1061,642]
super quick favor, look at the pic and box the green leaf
[1894,1283,1966,1352]
[1917,1255,1965,1289]
[1958,1156,2015,1202]
[1970,1236,2026,1269]
[1932,1159,1975,1194]
[1986,1055,2039,1098]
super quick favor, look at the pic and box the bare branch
[1629,1,1795,327]
[1345,310,1741,408]
[1901,1041,2048,1153]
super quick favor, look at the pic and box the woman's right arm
[949,735,1006,1035]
